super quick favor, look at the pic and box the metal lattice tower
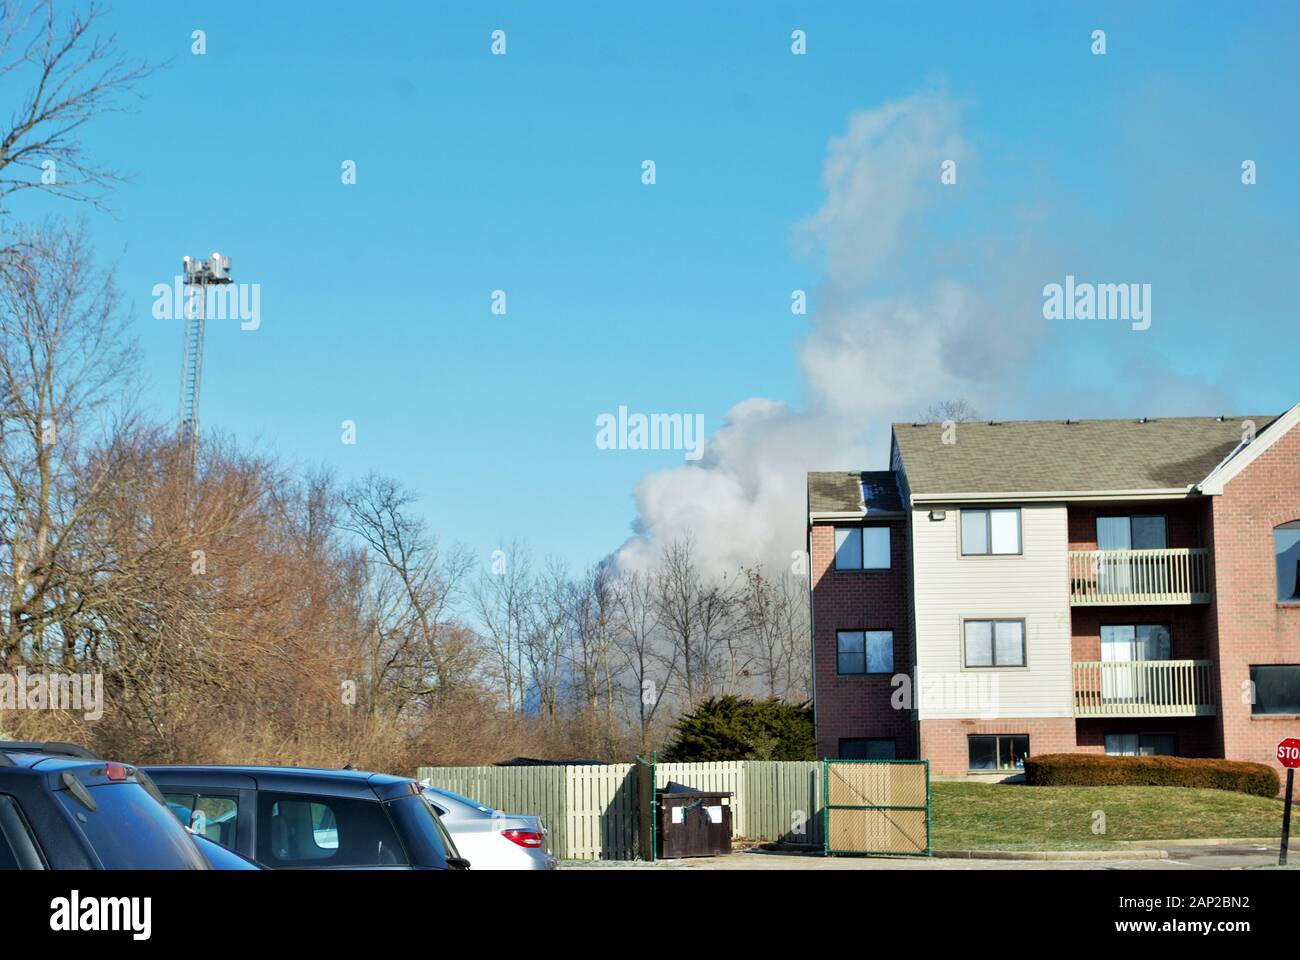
[178,253,231,470]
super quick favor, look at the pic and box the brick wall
[1210,418,1300,782]
[1070,605,1213,660]
[1067,501,1208,551]
[918,718,1076,775]
[810,517,915,759]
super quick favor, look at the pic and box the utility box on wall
[656,782,733,858]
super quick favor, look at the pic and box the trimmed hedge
[1023,753,1280,798]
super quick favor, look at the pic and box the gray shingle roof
[808,470,903,514]
[890,415,1277,498]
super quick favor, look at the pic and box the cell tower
[178,252,232,470]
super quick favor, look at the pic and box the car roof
[142,764,420,801]
[0,741,106,774]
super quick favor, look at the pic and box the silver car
[420,785,557,870]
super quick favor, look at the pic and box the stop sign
[1278,739,1300,768]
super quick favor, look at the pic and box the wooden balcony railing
[1072,659,1217,717]
[1068,548,1211,605]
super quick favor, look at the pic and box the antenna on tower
[178,252,231,472]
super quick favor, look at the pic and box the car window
[163,792,240,848]
[257,792,408,868]
[59,779,209,869]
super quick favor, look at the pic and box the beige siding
[911,503,1072,719]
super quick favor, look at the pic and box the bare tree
[0,217,135,666]
[611,569,673,753]
[338,472,475,711]
[0,0,156,211]
[922,398,981,423]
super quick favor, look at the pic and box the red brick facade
[810,413,1299,779]
[1209,421,1300,780]
[810,518,915,759]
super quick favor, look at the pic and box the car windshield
[58,778,209,869]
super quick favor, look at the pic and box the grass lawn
[931,781,1284,851]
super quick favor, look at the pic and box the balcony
[1072,659,1217,718]
[1068,548,1211,605]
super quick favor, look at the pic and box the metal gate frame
[822,758,931,857]
[634,753,656,861]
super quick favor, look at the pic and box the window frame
[1275,521,1300,605]
[967,734,1030,772]
[1249,664,1300,716]
[835,629,894,676]
[833,525,892,571]
[961,618,1027,668]
[1104,732,1176,757]
[959,508,1023,557]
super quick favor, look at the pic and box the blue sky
[9,1,1298,572]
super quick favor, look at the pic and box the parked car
[420,784,558,870]
[0,741,210,870]
[144,764,469,870]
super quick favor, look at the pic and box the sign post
[1276,738,1300,866]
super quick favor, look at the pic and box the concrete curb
[1118,837,1277,849]
[935,848,1168,861]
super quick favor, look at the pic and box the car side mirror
[447,856,471,871]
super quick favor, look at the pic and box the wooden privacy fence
[416,759,827,860]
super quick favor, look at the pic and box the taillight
[502,829,543,848]
[104,762,128,782]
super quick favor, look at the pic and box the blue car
[145,764,468,870]
[0,741,210,870]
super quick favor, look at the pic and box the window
[1277,522,1300,603]
[1250,665,1300,715]
[1097,515,1167,550]
[836,630,893,674]
[1100,624,1171,661]
[257,792,408,868]
[968,735,1028,771]
[960,509,1021,555]
[834,526,891,570]
[1105,733,1176,756]
[963,619,1025,667]
[163,792,239,849]
[839,738,896,760]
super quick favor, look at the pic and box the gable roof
[808,470,903,516]
[1199,403,1300,494]
[891,414,1280,501]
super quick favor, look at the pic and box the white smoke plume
[614,92,1050,575]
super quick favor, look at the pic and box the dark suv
[0,741,210,870]
[144,765,468,870]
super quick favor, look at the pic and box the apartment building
[807,405,1300,778]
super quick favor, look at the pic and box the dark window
[257,792,408,868]
[836,630,893,674]
[839,738,896,760]
[1250,665,1300,715]
[1277,522,1300,603]
[968,735,1028,771]
[1105,733,1176,756]
[834,526,890,570]
[57,780,208,869]
[960,509,1021,555]
[963,620,1025,667]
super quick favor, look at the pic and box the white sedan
[420,785,558,870]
